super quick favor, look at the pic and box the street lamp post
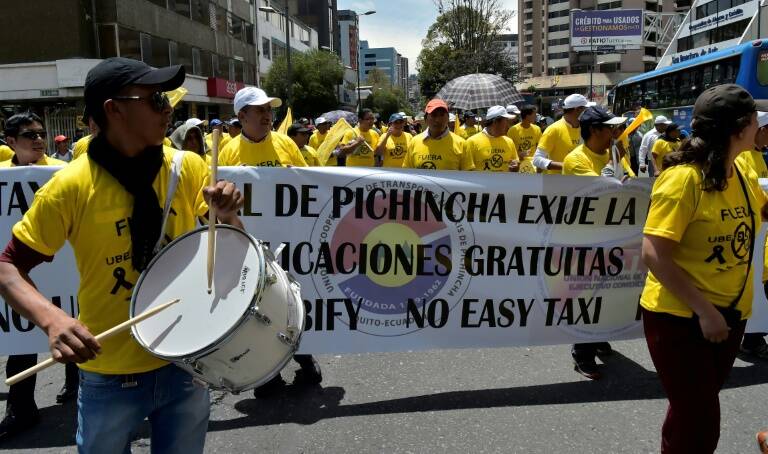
[259,2,293,107]
[589,19,594,101]
[354,10,376,112]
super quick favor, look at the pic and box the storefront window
[118,27,141,61]
[98,24,118,58]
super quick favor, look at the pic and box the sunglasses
[18,130,47,140]
[112,92,171,112]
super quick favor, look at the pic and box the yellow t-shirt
[341,127,380,167]
[507,123,542,157]
[13,148,210,374]
[640,160,767,319]
[507,123,541,174]
[403,131,474,171]
[0,145,14,161]
[204,132,231,151]
[300,145,323,167]
[737,149,768,178]
[537,118,582,174]
[72,134,94,160]
[460,124,482,139]
[0,155,68,167]
[736,150,768,281]
[380,132,412,168]
[652,138,681,171]
[218,132,307,167]
[562,144,609,176]
[309,130,328,150]
[464,131,519,172]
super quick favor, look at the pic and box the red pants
[642,308,746,454]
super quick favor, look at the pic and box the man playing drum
[0,57,244,453]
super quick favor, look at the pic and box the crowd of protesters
[1,57,768,453]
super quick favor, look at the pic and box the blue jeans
[76,364,209,454]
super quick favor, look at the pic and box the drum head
[131,226,263,358]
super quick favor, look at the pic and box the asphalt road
[1,339,767,453]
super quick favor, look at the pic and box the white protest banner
[1,167,767,355]
[224,166,653,354]
[0,167,79,355]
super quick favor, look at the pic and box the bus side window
[678,71,694,106]
[691,66,704,99]
[725,58,738,84]
[645,78,659,109]
[660,75,674,108]
[703,65,713,88]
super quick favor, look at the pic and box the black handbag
[693,166,753,329]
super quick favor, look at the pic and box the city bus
[613,39,768,134]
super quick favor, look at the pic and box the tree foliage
[362,68,414,118]
[417,0,519,99]
[263,49,344,119]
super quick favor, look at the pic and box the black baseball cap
[84,57,185,121]
[579,106,627,129]
[693,84,768,129]
[287,123,311,136]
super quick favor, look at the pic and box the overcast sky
[337,0,518,74]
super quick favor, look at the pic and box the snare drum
[130,225,304,393]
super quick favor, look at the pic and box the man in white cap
[506,105,522,127]
[638,115,672,175]
[533,93,590,174]
[219,87,307,166]
[464,106,519,172]
[309,117,332,150]
[562,105,627,380]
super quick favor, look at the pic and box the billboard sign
[570,10,644,52]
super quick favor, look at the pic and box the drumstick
[5,298,181,386]
[207,129,220,294]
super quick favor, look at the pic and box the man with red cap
[52,135,73,162]
[402,99,474,170]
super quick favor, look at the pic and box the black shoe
[294,357,322,385]
[56,382,78,404]
[574,360,602,380]
[252,374,286,398]
[0,408,40,441]
[595,342,613,356]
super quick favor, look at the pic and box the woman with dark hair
[641,84,768,453]
[651,122,681,176]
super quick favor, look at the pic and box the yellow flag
[165,87,188,108]
[277,107,293,135]
[454,113,461,136]
[619,107,653,142]
[317,118,354,165]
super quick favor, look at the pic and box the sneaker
[294,357,323,385]
[757,430,768,453]
[0,408,40,441]
[252,374,286,398]
[740,343,768,359]
[574,360,602,380]
[595,342,613,356]
[56,381,78,404]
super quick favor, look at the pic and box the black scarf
[87,134,164,271]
